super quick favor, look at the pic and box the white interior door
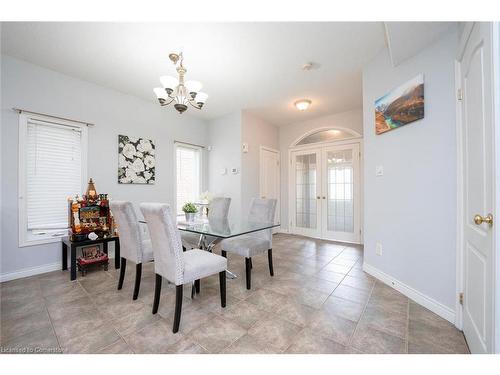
[260,147,281,225]
[291,149,321,238]
[321,143,361,243]
[460,22,495,354]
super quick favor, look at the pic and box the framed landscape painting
[375,74,424,135]
[118,135,156,184]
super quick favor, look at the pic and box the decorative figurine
[68,178,112,241]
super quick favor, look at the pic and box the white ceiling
[384,22,456,66]
[1,22,454,126]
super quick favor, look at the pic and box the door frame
[493,21,500,355]
[288,137,363,244]
[289,147,323,238]
[320,142,361,243]
[259,146,281,228]
[455,22,500,352]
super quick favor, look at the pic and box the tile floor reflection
[0,234,469,354]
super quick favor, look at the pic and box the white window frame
[18,112,88,247]
[173,141,203,217]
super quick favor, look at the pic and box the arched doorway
[289,127,362,243]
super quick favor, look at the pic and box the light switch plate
[375,242,383,256]
[376,165,384,176]
[242,143,249,153]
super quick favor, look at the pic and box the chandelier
[153,52,208,114]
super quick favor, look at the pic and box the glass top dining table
[139,217,280,280]
[177,218,280,238]
[139,217,280,239]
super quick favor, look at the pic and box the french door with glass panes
[291,143,360,243]
[292,149,321,238]
[321,143,360,242]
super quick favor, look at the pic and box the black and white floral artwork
[118,135,156,184]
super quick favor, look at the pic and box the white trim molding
[0,262,62,282]
[289,126,362,148]
[454,57,465,330]
[492,21,500,354]
[363,262,456,325]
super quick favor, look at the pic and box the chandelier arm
[187,101,202,110]
[162,98,176,106]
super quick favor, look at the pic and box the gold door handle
[316,196,321,199]
[474,213,493,226]
[261,196,266,199]
[322,196,326,199]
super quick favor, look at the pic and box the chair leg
[268,249,274,277]
[249,258,253,269]
[133,263,142,300]
[195,279,200,294]
[173,285,183,333]
[152,274,162,314]
[117,257,126,290]
[245,257,252,290]
[221,250,227,258]
[219,271,226,307]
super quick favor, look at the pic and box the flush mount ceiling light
[153,52,208,114]
[302,62,320,71]
[294,99,312,111]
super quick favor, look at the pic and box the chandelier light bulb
[153,87,167,99]
[160,75,178,91]
[185,80,203,95]
[295,99,312,111]
[196,92,208,104]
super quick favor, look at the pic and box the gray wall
[362,29,458,309]
[207,112,242,220]
[278,109,363,231]
[1,55,208,278]
[241,111,280,216]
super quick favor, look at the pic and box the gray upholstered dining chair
[220,198,277,290]
[140,202,227,333]
[181,197,231,250]
[109,201,154,300]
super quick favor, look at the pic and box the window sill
[19,233,65,248]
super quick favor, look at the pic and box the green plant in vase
[182,202,198,222]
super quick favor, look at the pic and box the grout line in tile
[345,279,376,349]
[39,278,63,353]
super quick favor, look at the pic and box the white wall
[278,109,363,231]
[362,29,458,311]
[1,55,209,279]
[241,111,279,215]
[207,110,279,220]
[207,112,242,220]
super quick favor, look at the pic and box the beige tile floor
[0,234,469,354]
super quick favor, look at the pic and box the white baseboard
[1,247,117,282]
[363,262,456,325]
[274,229,289,234]
[0,262,62,282]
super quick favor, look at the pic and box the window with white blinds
[19,114,87,246]
[175,144,202,216]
